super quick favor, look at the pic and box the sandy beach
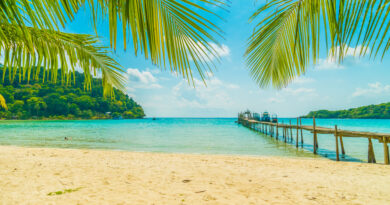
[0,146,390,204]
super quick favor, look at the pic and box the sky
[64,1,390,118]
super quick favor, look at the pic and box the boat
[271,114,278,123]
[261,111,270,122]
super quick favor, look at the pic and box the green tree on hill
[0,70,145,120]
[303,102,390,119]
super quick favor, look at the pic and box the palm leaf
[0,23,125,96]
[0,94,7,110]
[246,0,390,88]
[88,0,228,83]
[1,0,228,85]
[0,0,82,30]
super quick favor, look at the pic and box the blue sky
[64,1,390,118]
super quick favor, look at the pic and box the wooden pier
[237,113,390,165]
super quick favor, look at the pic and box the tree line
[0,67,145,120]
[302,102,390,119]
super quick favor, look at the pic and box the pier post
[313,117,318,154]
[284,127,287,142]
[269,124,271,135]
[289,120,292,142]
[268,125,271,136]
[340,136,345,155]
[273,125,275,137]
[269,125,271,137]
[286,124,289,141]
[296,118,299,148]
[276,123,279,139]
[368,138,376,163]
[300,118,304,147]
[335,125,339,161]
[383,137,389,165]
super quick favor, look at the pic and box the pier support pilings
[237,112,390,165]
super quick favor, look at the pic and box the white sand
[1,145,390,204]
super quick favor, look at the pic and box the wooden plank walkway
[238,116,390,165]
[246,119,390,140]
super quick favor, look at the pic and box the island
[0,70,145,120]
[302,102,390,119]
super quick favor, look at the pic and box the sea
[0,118,389,163]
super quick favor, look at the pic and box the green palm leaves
[87,0,227,81]
[0,94,6,109]
[0,0,227,101]
[246,0,390,89]
[0,23,125,96]
[0,0,228,111]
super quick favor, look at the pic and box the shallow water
[0,118,389,163]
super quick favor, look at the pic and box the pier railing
[237,115,390,164]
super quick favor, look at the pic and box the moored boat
[261,112,270,122]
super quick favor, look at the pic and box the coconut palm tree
[246,0,390,89]
[0,0,227,109]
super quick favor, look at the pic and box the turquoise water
[0,118,389,163]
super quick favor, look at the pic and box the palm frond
[0,23,125,96]
[2,0,228,84]
[246,0,390,88]
[0,94,7,110]
[88,0,228,83]
[0,0,82,30]
[245,0,322,88]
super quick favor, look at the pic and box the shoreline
[1,145,390,204]
[0,144,324,160]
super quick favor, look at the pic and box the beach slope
[0,146,389,204]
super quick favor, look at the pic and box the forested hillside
[0,67,145,120]
[302,102,390,119]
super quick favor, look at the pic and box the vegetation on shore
[302,102,390,119]
[0,68,145,120]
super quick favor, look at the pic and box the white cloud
[315,45,368,70]
[194,42,230,62]
[172,76,239,109]
[352,82,390,97]
[316,58,345,70]
[268,97,284,103]
[126,68,162,90]
[146,68,161,74]
[211,43,230,58]
[293,76,315,84]
[204,71,214,78]
[282,87,316,96]
[265,87,318,104]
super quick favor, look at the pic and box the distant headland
[0,69,145,120]
[302,102,390,119]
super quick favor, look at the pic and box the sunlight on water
[0,118,389,163]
